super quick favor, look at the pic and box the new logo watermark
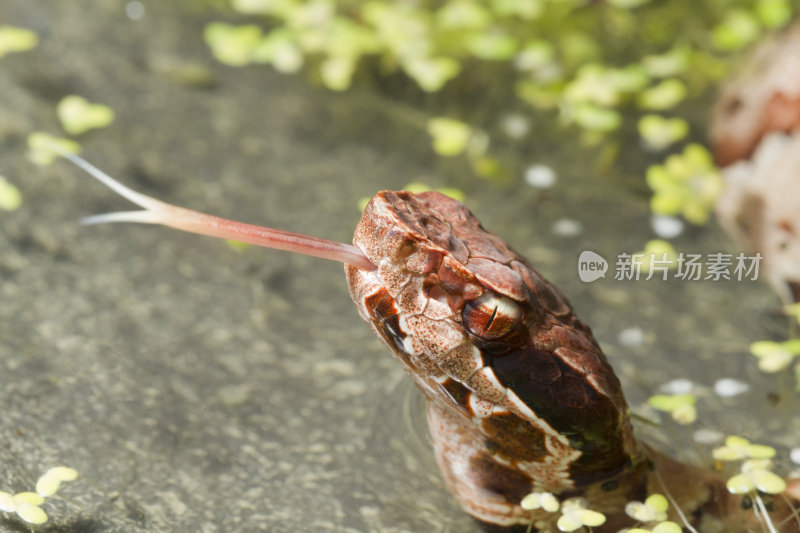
[578,251,762,283]
[578,251,608,282]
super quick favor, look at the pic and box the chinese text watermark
[578,251,761,283]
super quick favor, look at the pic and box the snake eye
[462,293,522,339]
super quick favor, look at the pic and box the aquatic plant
[0,466,78,526]
[0,25,38,57]
[647,393,697,425]
[57,95,115,136]
[646,144,723,225]
[203,0,794,223]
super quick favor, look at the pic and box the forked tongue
[53,148,376,272]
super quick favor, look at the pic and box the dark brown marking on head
[480,413,547,463]
[468,453,533,505]
[490,344,629,485]
[363,287,408,356]
[438,378,471,411]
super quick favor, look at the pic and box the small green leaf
[750,469,787,494]
[204,23,263,67]
[0,491,15,512]
[638,115,689,150]
[520,491,560,513]
[572,104,621,132]
[638,79,687,110]
[0,25,38,57]
[468,32,517,60]
[647,393,696,412]
[403,56,460,92]
[435,1,492,30]
[750,340,800,372]
[646,144,722,225]
[653,521,683,533]
[13,492,44,507]
[320,56,356,91]
[251,29,303,72]
[36,466,78,497]
[671,403,697,424]
[726,473,756,494]
[645,493,669,513]
[427,118,472,156]
[557,513,583,532]
[14,502,47,525]
[576,509,606,527]
[27,132,81,167]
[712,10,761,51]
[490,0,543,20]
[57,95,115,135]
[641,46,690,78]
[0,176,22,211]
[714,435,776,461]
[756,0,791,27]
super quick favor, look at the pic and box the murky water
[1,1,797,532]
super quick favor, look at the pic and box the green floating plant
[628,522,682,533]
[520,491,560,513]
[520,492,607,533]
[569,103,622,133]
[637,79,687,110]
[634,239,678,274]
[57,95,115,136]
[713,435,776,461]
[564,64,650,108]
[712,435,787,533]
[27,132,81,167]
[556,498,606,532]
[646,144,723,225]
[712,435,786,531]
[640,46,690,78]
[756,0,792,27]
[427,117,473,157]
[638,115,688,151]
[0,176,22,211]
[625,493,682,533]
[749,339,800,373]
[0,25,38,58]
[204,22,265,67]
[625,493,669,523]
[783,303,800,325]
[726,459,787,495]
[647,393,697,425]
[0,466,78,526]
[712,9,762,51]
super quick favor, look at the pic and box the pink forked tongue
[56,149,376,272]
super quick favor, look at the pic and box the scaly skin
[345,191,800,532]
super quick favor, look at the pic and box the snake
[57,149,800,532]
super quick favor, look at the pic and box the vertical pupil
[483,305,498,332]
[463,294,520,339]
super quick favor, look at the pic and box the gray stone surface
[1,1,798,532]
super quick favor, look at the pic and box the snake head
[346,191,639,524]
